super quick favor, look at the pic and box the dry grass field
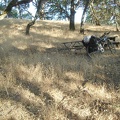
[0,18,120,120]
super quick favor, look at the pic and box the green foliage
[44,0,71,20]
[8,8,19,18]
[0,0,119,27]
[0,0,32,19]
[86,0,120,25]
[44,0,81,20]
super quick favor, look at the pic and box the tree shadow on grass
[0,77,90,120]
[0,36,120,92]
[16,77,55,105]
[16,78,41,96]
[0,77,54,118]
[85,50,120,90]
[0,88,42,116]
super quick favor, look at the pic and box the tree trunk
[26,20,36,35]
[26,0,42,35]
[116,23,119,31]
[69,0,75,30]
[80,0,90,34]
[113,0,119,31]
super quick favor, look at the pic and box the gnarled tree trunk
[26,0,42,35]
[26,19,36,35]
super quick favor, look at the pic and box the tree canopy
[0,0,119,33]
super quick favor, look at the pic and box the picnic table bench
[62,41,84,51]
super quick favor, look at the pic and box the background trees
[43,0,81,30]
[0,0,32,19]
[80,0,90,33]
[0,0,119,33]
[85,0,120,31]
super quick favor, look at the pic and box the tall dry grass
[0,18,120,120]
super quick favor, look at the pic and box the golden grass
[0,18,120,120]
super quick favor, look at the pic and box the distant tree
[70,0,81,30]
[4,0,32,13]
[44,0,70,20]
[112,0,119,31]
[69,0,75,30]
[89,0,101,25]
[8,8,19,18]
[17,3,31,19]
[0,0,32,19]
[85,0,120,31]
[44,0,81,30]
[26,0,42,35]
[80,0,90,33]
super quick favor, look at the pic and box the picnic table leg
[107,40,116,54]
[86,46,92,58]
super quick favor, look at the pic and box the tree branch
[4,0,33,13]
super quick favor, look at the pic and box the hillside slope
[0,19,120,120]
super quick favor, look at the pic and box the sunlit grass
[0,18,120,120]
